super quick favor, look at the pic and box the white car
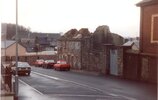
[11,62,31,76]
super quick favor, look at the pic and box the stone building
[84,25,124,75]
[57,25,124,75]
[58,28,92,69]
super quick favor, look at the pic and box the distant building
[1,40,27,57]
[14,33,61,52]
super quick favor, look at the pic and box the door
[110,49,118,75]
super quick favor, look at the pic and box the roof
[136,0,158,6]
[59,28,91,40]
[1,40,16,49]
[30,33,61,39]
[123,41,134,46]
[12,33,61,40]
[123,40,139,49]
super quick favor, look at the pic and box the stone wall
[141,55,157,83]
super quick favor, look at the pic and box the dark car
[34,59,44,67]
[43,60,55,69]
[54,60,70,71]
[11,62,31,76]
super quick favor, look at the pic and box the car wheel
[28,72,30,76]
[54,67,56,70]
[57,67,60,71]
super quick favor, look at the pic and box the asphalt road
[19,66,157,100]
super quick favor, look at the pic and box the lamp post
[15,0,19,98]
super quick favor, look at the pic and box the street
[18,66,157,100]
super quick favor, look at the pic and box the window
[151,14,158,43]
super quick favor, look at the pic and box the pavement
[18,80,51,100]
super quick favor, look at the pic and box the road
[18,66,157,100]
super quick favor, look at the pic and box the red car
[34,59,44,67]
[43,60,55,69]
[54,60,70,71]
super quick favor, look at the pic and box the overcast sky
[1,0,142,37]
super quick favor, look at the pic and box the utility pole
[15,0,19,99]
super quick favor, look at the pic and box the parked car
[34,59,44,67]
[54,60,70,71]
[11,62,31,76]
[43,60,55,69]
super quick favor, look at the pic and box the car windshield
[18,62,30,67]
[57,61,66,64]
[46,60,54,63]
[37,59,44,62]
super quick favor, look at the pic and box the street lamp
[15,0,19,98]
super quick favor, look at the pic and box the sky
[1,0,142,37]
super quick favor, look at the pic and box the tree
[1,23,31,40]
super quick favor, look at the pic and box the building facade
[58,28,92,70]
[137,0,158,83]
[1,40,27,57]
[122,0,158,83]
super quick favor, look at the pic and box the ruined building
[57,25,124,75]
[58,28,92,69]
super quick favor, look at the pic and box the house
[1,40,27,57]
[19,33,61,52]
[136,0,158,83]
[123,0,157,83]
[123,40,139,50]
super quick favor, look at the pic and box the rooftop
[1,40,16,49]
[136,0,158,6]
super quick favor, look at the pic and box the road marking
[32,71,104,93]
[19,79,44,95]
[32,71,137,100]
[47,94,121,98]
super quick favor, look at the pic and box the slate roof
[123,40,139,49]
[12,33,61,40]
[29,33,61,40]
[1,40,16,49]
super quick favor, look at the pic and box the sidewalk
[1,92,14,100]
[17,80,49,100]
